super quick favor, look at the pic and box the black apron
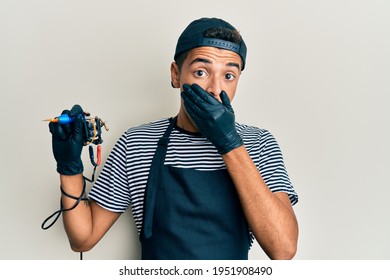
[140,117,250,259]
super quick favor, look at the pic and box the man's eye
[225,73,235,80]
[195,70,205,77]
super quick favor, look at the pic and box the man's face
[174,46,242,102]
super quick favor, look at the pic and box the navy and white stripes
[89,118,298,235]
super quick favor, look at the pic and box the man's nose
[205,77,222,100]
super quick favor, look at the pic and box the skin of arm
[60,174,121,252]
[222,146,299,260]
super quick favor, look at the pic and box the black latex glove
[181,83,243,154]
[49,104,85,175]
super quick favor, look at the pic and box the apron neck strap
[157,116,176,146]
[142,116,177,240]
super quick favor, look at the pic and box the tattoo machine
[44,111,109,166]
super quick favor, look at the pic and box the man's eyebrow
[227,62,240,70]
[190,58,241,70]
[190,58,211,65]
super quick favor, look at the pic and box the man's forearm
[222,146,299,259]
[60,174,93,251]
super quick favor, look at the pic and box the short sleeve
[88,132,131,212]
[258,130,298,206]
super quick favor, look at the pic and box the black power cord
[41,168,97,260]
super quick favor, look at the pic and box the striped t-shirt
[89,118,298,236]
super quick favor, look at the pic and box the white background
[1,0,389,260]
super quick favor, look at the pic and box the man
[50,17,298,260]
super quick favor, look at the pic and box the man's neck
[176,108,199,133]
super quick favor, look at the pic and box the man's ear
[170,62,180,88]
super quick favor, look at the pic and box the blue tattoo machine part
[43,113,76,125]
